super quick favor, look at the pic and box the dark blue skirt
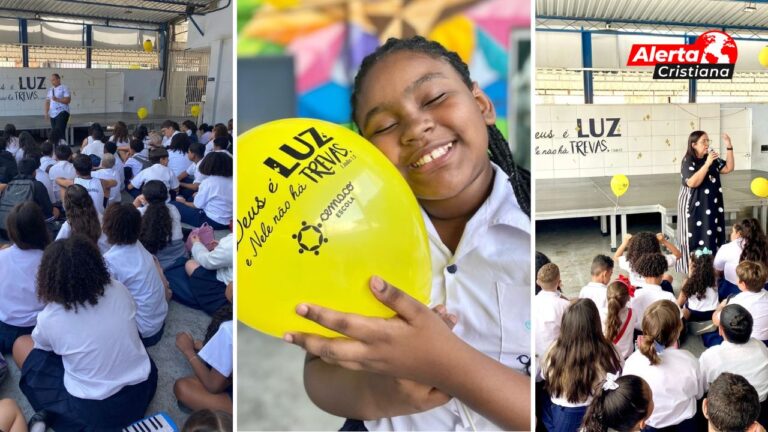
[20,349,158,431]
[0,320,34,353]
[188,266,228,316]
[541,398,588,432]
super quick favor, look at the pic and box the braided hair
[350,36,530,217]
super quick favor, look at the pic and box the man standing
[44,73,71,139]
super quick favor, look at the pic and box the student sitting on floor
[677,250,721,347]
[55,154,116,214]
[3,124,19,157]
[81,125,106,166]
[102,203,170,348]
[0,202,50,353]
[0,137,18,185]
[134,181,186,270]
[40,136,56,173]
[181,232,233,315]
[13,235,158,430]
[4,158,57,223]
[30,149,56,205]
[179,142,205,200]
[703,373,765,432]
[534,263,569,364]
[108,121,130,149]
[174,305,233,415]
[124,138,152,184]
[714,219,768,300]
[128,147,179,199]
[102,141,125,191]
[17,132,40,165]
[630,253,679,330]
[579,254,614,310]
[204,124,228,155]
[581,375,654,432]
[92,154,121,206]
[182,120,198,144]
[173,152,232,230]
[615,232,681,294]
[714,261,768,345]
[168,133,192,181]
[56,184,111,254]
[603,280,636,360]
[48,144,74,206]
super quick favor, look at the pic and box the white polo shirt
[32,279,150,400]
[199,320,233,377]
[46,84,70,118]
[686,287,718,312]
[623,347,704,428]
[191,233,233,285]
[699,338,768,401]
[130,163,179,192]
[138,203,183,241]
[103,243,168,338]
[82,139,105,159]
[162,131,180,148]
[0,245,45,327]
[74,177,105,214]
[35,168,56,204]
[602,307,636,359]
[194,176,233,225]
[92,168,120,205]
[619,255,677,287]
[730,290,768,341]
[49,160,76,200]
[40,155,55,173]
[56,213,111,254]
[365,164,531,432]
[631,284,678,330]
[168,150,192,178]
[580,282,608,310]
[714,238,743,285]
[533,290,569,359]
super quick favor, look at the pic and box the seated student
[17,132,40,165]
[103,203,169,347]
[4,158,56,222]
[81,126,106,166]
[134,125,150,149]
[0,137,18,184]
[603,280,636,359]
[184,232,232,315]
[714,261,768,345]
[80,122,103,149]
[533,263,569,362]
[128,148,179,199]
[678,251,721,347]
[182,120,199,144]
[134,181,185,270]
[173,152,232,230]
[0,202,50,352]
[174,305,233,414]
[12,235,158,430]
[55,154,116,214]
[108,121,130,149]
[179,142,205,200]
[56,184,111,254]
[168,133,193,180]
[40,136,57,173]
[211,137,232,157]
[714,219,768,300]
[48,144,75,205]
[124,138,152,184]
[579,254,614,310]
[3,124,19,156]
[630,253,679,330]
[704,373,765,432]
[147,131,163,150]
[581,375,654,432]
[204,124,228,155]
[198,124,213,145]
[700,304,768,417]
[615,232,681,294]
[102,141,125,191]
[623,300,704,431]
[182,409,233,432]
[34,145,56,204]
[161,120,181,148]
[93,154,121,206]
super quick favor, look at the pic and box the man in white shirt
[579,254,614,310]
[44,73,71,138]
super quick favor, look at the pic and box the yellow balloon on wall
[237,118,431,338]
[610,174,630,198]
[759,46,768,68]
[751,177,768,198]
[137,107,148,120]
[143,39,153,53]
[190,105,201,117]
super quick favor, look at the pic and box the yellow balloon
[760,46,768,68]
[137,107,148,120]
[610,174,629,198]
[428,15,475,65]
[237,118,431,338]
[190,105,201,117]
[751,177,768,198]
[143,39,153,53]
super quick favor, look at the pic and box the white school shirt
[714,238,743,285]
[187,159,202,183]
[104,243,168,338]
[138,203,183,241]
[92,169,120,205]
[162,131,180,148]
[46,84,70,118]
[198,320,233,377]
[56,215,111,254]
[366,163,531,432]
[6,137,19,156]
[601,307,636,359]
[108,156,125,191]
[631,283,678,330]
[124,156,145,179]
[82,139,105,159]
[0,245,44,327]
[191,233,233,284]
[699,338,768,401]
[533,290,569,359]
[194,176,233,225]
[35,169,56,204]
[619,254,677,287]
[730,290,768,341]
[49,160,76,201]
[74,177,105,214]
[130,163,179,191]
[204,139,214,155]
[168,150,192,178]
[40,155,55,173]
[32,279,150,400]
[686,287,718,312]
[623,347,705,428]
[579,282,608,310]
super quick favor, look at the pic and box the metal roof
[0,0,222,26]
[537,0,768,31]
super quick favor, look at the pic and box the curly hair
[632,253,668,279]
[581,375,652,432]
[638,300,682,365]
[604,281,630,343]
[544,299,622,403]
[198,151,232,177]
[738,218,768,266]
[681,253,715,300]
[63,184,102,245]
[625,232,661,272]
[139,180,172,254]
[37,234,110,311]
[103,203,141,245]
[349,36,529,217]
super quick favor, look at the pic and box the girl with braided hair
[285,36,531,430]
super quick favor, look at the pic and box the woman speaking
[676,130,734,273]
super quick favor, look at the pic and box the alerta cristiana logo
[627,31,738,79]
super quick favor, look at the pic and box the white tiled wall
[0,68,107,116]
[534,103,752,179]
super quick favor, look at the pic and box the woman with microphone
[676,130,735,273]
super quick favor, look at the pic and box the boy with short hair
[704,373,764,432]
[533,263,569,360]
[715,261,768,344]
[579,254,614,310]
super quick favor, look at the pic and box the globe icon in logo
[698,31,738,64]
[292,221,328,255]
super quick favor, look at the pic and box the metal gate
[167,48,210,117]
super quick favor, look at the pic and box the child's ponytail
[582,375,653,432]
[638,300,681,365]
[604,281,630,342]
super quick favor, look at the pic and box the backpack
[0,179,35,230]
[133,154,153,170]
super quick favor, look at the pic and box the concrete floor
[237,324,343,430]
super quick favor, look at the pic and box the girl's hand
[285,276,463,385]
[189,234,200,244]
[132,194,147,208]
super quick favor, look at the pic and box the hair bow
[653,340,666,354]
[695,247,712,258]
[602,373,620,391]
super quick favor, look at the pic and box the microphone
[710,149,726,171]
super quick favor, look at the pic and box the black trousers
[50,111,69,140]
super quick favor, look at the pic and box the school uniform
[162,131,180,148]
[623,347,704,429]
[173,175,232,229]
[686,286,721,347]
[631,283,678,330]
[6,137,19,158]
[602,307,636,359]
[48,160,76,202]
[35,169,56,205]
[533,290,569,360]
[40,155,55,174]
[188,233,233,315]
[56,215,111,254]
[130,163,179,193]
[729,290,768,342]
[74,177,105,214]
[0,245,44,352]
[699,338,768,401]
[92,168,120,205]
[137,203,185,268]
[108,155,126,191]
[168,150,192,178]
[365,163,530,432]
[713,238,743,299]
[82,139,105,159]
[104,243,168,346]
[19,279,157,430]
[124,156,147,180]
[579,282,608,310]
[198,320,233,397]
[186,159,201,182]
[619,254,677,292]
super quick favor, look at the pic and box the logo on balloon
[292,221,328,255]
